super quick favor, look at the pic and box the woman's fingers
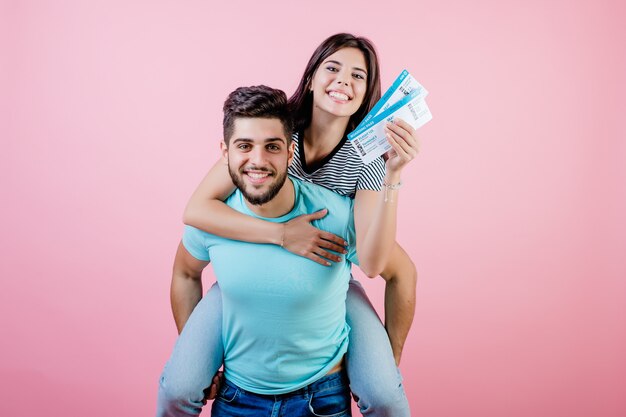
[305,252,333,266]
[385,128,413,160]
[386,118,419,153]
[303,208,328,221]
[391,118,417,138]
[385,123,419,163]
[282,212,348,264]
[314,248,342,264]
[320,232,349,253]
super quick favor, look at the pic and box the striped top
[288,131,386,198]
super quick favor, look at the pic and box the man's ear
[220,141,228,165]
[287,140,295,167]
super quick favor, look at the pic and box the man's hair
[223,85,294,145]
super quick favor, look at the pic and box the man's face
[222,117,294,206]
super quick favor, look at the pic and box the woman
[160,33,418,417]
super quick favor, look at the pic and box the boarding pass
[348,80,432,165]
[349,70,432,165]
[355,69,428,130]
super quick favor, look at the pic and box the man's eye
[267,145,280,151]
[238,144,251,150]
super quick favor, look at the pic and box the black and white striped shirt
[288,132,386,199]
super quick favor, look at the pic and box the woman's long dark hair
[288,33,381,134]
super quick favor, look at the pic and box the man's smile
[243,169,273,185]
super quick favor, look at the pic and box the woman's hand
[282,209,348,266]
[384,118,420,176]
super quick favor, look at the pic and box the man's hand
[282,209,348,266]
[202,371,224,404]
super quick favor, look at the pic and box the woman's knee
[157,370,204,416]
[354,380,410,417]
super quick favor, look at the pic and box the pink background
[2,0,625,416]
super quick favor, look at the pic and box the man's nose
[249,147,266,164]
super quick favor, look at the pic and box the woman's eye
[326,66,339,72]
[353,73,365,80]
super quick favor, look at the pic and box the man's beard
[228,164,288,206]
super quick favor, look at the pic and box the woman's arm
[353,191,417,364]
[183,160,348,266]
[353,189,395,277]
[352,118,419,363]
[353,118,419,276]
[183,159,279,243]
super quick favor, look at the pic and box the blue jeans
[157,280,409,417]
[212,371,350,417]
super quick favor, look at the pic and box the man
[158,85,358,416]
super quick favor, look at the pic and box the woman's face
[309,47,368,119]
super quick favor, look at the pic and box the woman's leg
[157,283,224,417]
[345,279,410,417]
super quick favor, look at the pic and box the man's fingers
[208,382,218,399]
[203,382,217,401]
[203,371,224,402]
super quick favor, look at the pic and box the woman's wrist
[382,173,403,203]
[384,171,402,186]
[383,180,403,189]
[271,222,285,246]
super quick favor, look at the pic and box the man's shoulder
[183,224,220,243]
[224,189,245,210]
[292,177,353,209]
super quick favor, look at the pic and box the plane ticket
[349,70,432,165]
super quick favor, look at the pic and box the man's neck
[244,177,295,218]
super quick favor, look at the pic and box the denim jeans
[157,280,409,417]
[212,371,350,417]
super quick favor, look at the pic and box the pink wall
[2,1,625,416]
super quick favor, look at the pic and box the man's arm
[380,243,417,365]
[170,241,210,334]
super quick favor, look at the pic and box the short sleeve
[355,156,385,192]
[182,225,211,262]
[344,199,359,266]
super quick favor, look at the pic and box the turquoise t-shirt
[182,177,358,395]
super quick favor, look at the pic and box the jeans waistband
[223,370,349,399]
